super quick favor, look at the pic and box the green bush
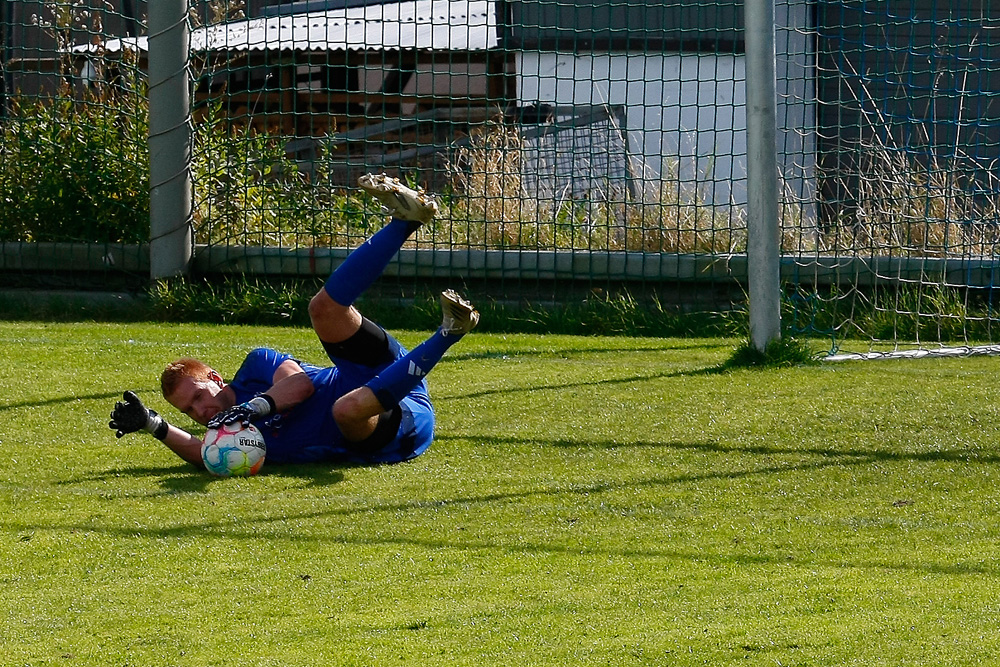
[0,91,149,243]
[190,104,379,247]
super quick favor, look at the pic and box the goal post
[148,0,193,279]
[744,0,782,352]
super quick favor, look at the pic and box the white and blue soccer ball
[201,421,266,477]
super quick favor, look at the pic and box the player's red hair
[161,357,214,398]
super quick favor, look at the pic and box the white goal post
[744,0,782,352]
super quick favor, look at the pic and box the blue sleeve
[225,349,347,464]
[229,348,293,403]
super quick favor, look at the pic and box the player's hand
[108,391,162,438]
[207,403,254,429]
[206,395,275,429]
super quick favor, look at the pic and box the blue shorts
[323,327,434,463]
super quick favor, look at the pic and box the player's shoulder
[238,347,291,373]
[240,347,332,384]
[245,346,284,361]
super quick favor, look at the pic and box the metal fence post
[2,0,11,119]
[744,0,782,351]
[148,0,192,279]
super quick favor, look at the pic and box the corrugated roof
[74,0,497,54]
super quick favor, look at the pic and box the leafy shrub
[190,104,380,248]
[0,90,149,243]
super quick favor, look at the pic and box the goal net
[781,2,1000,360]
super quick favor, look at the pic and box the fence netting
[783,2,1000,355]
[3,1,1000,352]
[1,1,148,289]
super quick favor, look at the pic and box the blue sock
[365,329,461,409]
[324,218,416,306]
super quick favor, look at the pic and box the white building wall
[517,52,746,206]
[515,2,815,216]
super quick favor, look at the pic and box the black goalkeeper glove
[206,394,275,429]
[109,390,169,440]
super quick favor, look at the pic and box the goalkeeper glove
[206,394,275,429]
[109,390,169,440]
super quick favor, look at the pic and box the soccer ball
[201,422,266,477]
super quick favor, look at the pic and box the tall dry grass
[812,55,1000,258]
[442,119,744,254]
[815,140,1000,257]
[442,112,1000,259]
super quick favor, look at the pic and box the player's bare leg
[333,290,479,438]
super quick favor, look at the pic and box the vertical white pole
[148,0,192,279]
[744,0,782,351]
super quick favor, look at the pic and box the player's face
[166,375,230,426]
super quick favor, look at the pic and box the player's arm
[158,423,207,468]
[207,359,315,428]
[109,391,206,468]
[267,358,316,410]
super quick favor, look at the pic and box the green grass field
[3,321,1000,666]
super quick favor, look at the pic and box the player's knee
[332,393,365,427]
[309,290,340,325]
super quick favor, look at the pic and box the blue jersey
[227,347,433,465]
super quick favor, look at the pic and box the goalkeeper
[108,174,479,469]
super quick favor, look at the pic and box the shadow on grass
[441,433,1000,464]
[1,389,126,411]
[33,430,1000,577]
[61,462,348,494]
[434,361,774,402]
[441,340,735,364]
